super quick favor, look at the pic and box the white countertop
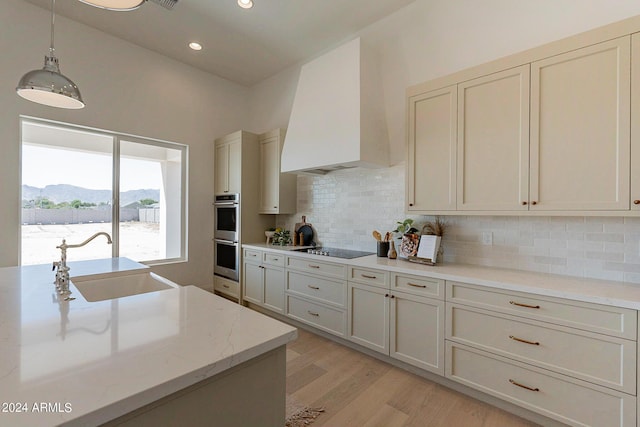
[0,258,297,427]
[244,243,640,310]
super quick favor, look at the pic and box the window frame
[19,116,189,266]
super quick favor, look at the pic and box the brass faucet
[54,232,113,297]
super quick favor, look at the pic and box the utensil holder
[377,241,390,257]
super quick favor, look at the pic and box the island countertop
[0,259,297,427]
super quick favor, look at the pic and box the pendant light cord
[50,0,55,56]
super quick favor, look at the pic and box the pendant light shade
[76,0,145,11]
[16,0,84,109]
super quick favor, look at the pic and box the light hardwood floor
[286,328,540,427]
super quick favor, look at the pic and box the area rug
[285,394,325,427]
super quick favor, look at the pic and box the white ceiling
[22,0,415,86]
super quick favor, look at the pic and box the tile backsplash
[276,164,640,284]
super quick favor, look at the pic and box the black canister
[376,241,389,257]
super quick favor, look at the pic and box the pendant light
[16,0,84,109]
[76,0,145,11]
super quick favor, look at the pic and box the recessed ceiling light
[237,0,253,9]
[189,42,203,51]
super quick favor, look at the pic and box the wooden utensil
[372,230,382,241]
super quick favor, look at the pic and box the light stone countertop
[0,258,297,427]
[244,243,640,310]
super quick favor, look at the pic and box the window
[20,118,187,266]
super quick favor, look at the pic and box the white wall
[252,0,640,283]
[2,0,249,288]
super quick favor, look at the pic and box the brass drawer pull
[309,264,321,269]
[509,301,540,309]
[407,282,427,288]
[307,285,320,290]
[361,274,377,279]
[307,310,319,317]
[222,284,230,289]
[509,335,540,346]
[509,379,539,392]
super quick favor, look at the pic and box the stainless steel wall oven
[214,194,239,281]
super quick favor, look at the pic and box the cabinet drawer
[392,273,443,299]
[243,249,262,265]
[287,295,346,336]
[348,267,388,288]
[447,304,636,393]
[287,271,345,307]
[263,252,285,267]
[214,276,239,298]
[447,281,637,339]
[286,256,346,279]
[446,342,635,427]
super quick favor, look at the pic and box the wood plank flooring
[286,328,540,427]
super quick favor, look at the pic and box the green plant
[271,229,291,246]
[393,218,419,235]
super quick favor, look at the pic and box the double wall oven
[214,193,239,281]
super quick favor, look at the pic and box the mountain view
[22,184,160,206]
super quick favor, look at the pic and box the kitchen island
[0,258,297,427]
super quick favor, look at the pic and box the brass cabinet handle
[272,258,279,261]
[509,301,540,309]
[307,285,320,290]
[634,200,640,205]
[509,379,539,392]
[222,284,230,289]
[307,310,319,317]
[361,274,377,279]
[407,282,427,288]
[309,265,321,269]
[509,335,540,346]
[522,201,528,205]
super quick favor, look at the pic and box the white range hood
[281,38,389,175]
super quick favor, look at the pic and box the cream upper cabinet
[214,137,241,195]
[631,34,640,210]
[457,65,530,211]
[258,129,296,214]
[407,85,457,212]
[530,37,631,211]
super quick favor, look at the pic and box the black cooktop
[303,247,374,259]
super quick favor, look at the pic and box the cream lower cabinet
[446,281,637,426]
[285,256,347,337]
[347,268,445,375]
[242,249,285,314]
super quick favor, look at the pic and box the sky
[22,145,161,191]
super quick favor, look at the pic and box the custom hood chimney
[280,38,389,175]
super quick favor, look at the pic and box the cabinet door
[227,140,242,194]
[407,85,457,212]
[457,65,530,211]
[347,282,389,354]
[631,33,640,210]
[214,143,229,194]
[242,262,263,305]
[263,266,285,314]
[259,136,279,214]
[530,37,630,211]
[390,291,444,375]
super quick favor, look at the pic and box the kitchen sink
[70,272,179,302]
